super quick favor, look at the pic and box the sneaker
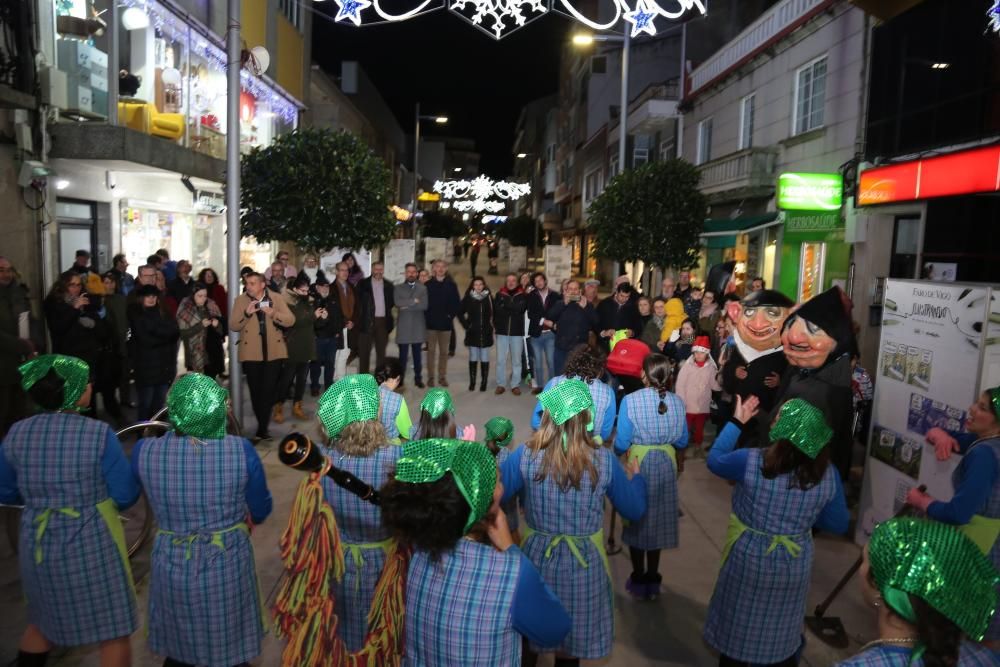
[625,575,645,599]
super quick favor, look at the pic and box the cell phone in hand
[569,295,581,302]
[259,298,272,309]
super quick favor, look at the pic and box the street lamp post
[226,0,243,423]
[412,103,448,215]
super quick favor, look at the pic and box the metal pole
[677,21,686,159]
[108,1,118,123]
[613,27,630,279]
[412,102,420,215]
[226,0,243,426]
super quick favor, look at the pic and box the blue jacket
[548,299,599,351]
[424,276,461,331]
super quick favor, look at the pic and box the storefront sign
[776,173,843,211]
[195,190,225,214]
[783,210,843,232]
[858,144,1000,205]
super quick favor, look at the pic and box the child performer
[133,373,272,667]
[501,379,647,666]
[674,335,721,457]
[381,438,571,664]
[531,344,616,444]
[485,416,520,540]
[704,396,849,666]
[411,388,475,440]
[375,357,412,444]
[614,353,689,600]
[0,355,141,667]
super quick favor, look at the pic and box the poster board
[384,239,415,285]
[544,245,572,289]
[508,246,527,273]
[499,238,511,261]
[423,237,449,266]
[855,279,991,544]
[321,248,371,279]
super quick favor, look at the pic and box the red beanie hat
[692,336,711,353]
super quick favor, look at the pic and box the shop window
[697,118,713,165]
[889,215,921,279]
[739,94,755,150]
[659,137,674,161]
[799,242,826,302]
[794,56,827,135]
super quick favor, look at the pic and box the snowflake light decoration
[449,0,547,40]
[990,0,1000,34]
[335,0,372,25]
[554,0,706,38]
[434,177,531,200]
[453,200,507,213]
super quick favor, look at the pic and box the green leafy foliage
[587,159,707,270]
[495,215,538,248]
[240,128,395,250]
[420,210,467,238]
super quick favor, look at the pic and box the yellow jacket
[659,298,687,342]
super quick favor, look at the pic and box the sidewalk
[0,256,875,665]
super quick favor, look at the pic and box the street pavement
[0,261,875,666]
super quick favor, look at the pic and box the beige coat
[675,356,721,415]
[229,289,296,362]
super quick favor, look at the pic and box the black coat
[548,299,599,351]
[128,303,180,385]
[312,291,345,346]
[356,276,395,334]
[44,298,107,371]
[526,289,560,337]
[493,287,527,337]
[425,277,461,331]
[460,292,494,348]
[596,296,642,338]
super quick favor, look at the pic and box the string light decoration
[989,0,1000,34]
[453,200,507,213]
[325,0,705,39]
[434,176,531,200]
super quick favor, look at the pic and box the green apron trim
[95,498,137,594]
[158,522,249,560]
[593,436,603,446]
[344,537,395,591]
[32,507,80,565]
[959,515,1000,555]
[721,513,808,567]
[627,444,677,471]
[395,400,412,441]
[521,524,610,581]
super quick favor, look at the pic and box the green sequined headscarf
[769,398,833,459]
[420,388,455,419]
[869,517,999,642]
[988,386,1000,423]
[167,373,228,439]
[484,416,514,448]
[18,354,90,411]
[395,438,497,532]
[538,378,594,430]
[318,374,380,439]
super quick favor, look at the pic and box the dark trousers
[243,360,283,436]
[357,317,389,374]
[398,343,423,382]
[278,361,309,403]
[136,383,168,421]
[629,547,661,579]
[311,337,338,390]
[554,346,570,376]
[0,381,27,439]
[205,328,226,378]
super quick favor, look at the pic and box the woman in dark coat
[198,268,229,377]
[274,275,317,423]
[459,276,494,392]
[128,284,180,421]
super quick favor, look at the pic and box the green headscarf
[395,438,496,533]
[484,416,514,448]
[318,374,380,439]
[167,374,228,439]
[420,388,455,419]
[769,398,833,459]
[538,378,594,431]
[988,386,1000,423]
[18,354,90,411]
[869,517,999,642]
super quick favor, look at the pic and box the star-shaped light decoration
[624,0,658,37]
[335,0,371,26]
[989,0,1000,34]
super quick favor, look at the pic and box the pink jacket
[675,357,721,415]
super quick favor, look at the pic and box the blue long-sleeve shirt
[499,444,647,521]
[612,396,690,456]
[927,431,999,526]
[508,545,572,646]
[530,376,616,442]
[0,429,140,510]
[130,437,273,524]
[707,421,850,535]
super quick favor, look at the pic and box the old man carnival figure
[767,286,856,480]
[721,289,795,444]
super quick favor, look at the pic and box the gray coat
[394,280,428,344]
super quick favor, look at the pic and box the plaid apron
[834,641,1000,666]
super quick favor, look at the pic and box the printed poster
[856,280,990,545]
[508,246,527,273]
[544,245,572,290]
[384,239,415,285]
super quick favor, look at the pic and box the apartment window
[659,138,675,161]
[609,156,620,178]
[583,168,604,203]
[591,56,607,74]
[794,56,827,135]
[739,94,755,150]
[546,143,556,162]
[279,0,302,29]
[633,148,649,167]
[697,118,713,165]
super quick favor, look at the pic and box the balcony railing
[689,0,832,95]
[698,147,778,196]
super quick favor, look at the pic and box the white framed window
[633,148,649,167]
[794,56,827,135]
[659,138,675,161]
[608,155,620,178]
[739,94,755,150]
[697,118,713,165]
[583,168,604,203]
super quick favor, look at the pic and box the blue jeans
[136,383,168,421]
[398,343,423,382]
[495,335,522,388]
[530,333,556,386]
[468,346,490,362]
[311,338,338,391]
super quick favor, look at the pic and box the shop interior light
[121,6,150,30]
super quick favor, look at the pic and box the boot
[469,362,477,391]
[479,362,489,392]
[273,403,285,424]
[293,401,307,419]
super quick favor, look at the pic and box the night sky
[310,3,571,176]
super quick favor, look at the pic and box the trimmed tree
[587,159,707,270]
[240,128,395,250]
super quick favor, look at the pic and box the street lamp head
[435,116,449,124]
[572,34,594,46]
[454,167,462,172]
[516,153,528,159]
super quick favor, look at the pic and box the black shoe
[415,380,425,389]
[310,387,320,397]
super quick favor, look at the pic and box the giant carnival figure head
[781,286,855,370]
[726,289,795,353]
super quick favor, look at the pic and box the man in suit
[526,272,560,393]
[356,260,394,374]
[393,262,428,388]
